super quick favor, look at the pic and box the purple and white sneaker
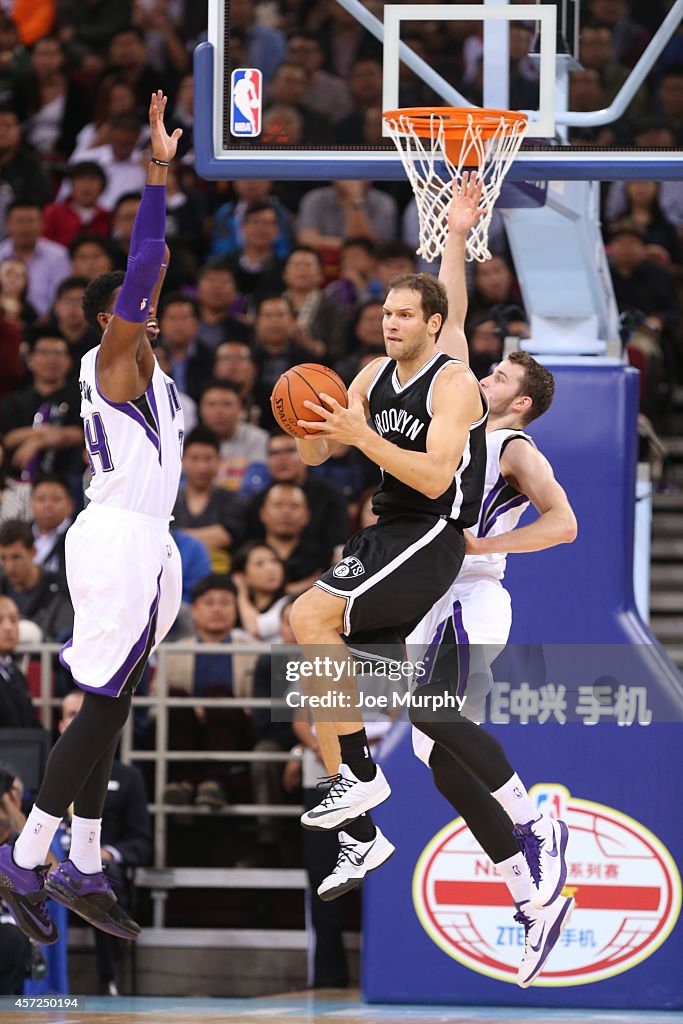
[514,815,569,908]
[44,860,141,939]
[0,843,59,945]
[515,894,574,988]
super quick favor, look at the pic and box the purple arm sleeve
[114,238,167,323]
[129,184,166,260]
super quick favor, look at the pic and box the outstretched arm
[466,438,577,555]
[145,243,171,343]
[97,92,181,401]
[437,173,484,365]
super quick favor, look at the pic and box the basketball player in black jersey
[290,176,578,987]
[311,176,576,987]
[289,259,488,879]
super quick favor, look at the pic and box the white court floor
[1,991,682,1024]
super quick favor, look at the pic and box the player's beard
[386,335,427,363]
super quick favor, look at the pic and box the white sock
[491,773,538,826]
[69,816,103,874]
[13,806,63,869]
[496,851,532,905]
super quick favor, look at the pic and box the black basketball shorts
[315,512,465,649]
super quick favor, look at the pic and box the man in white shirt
[65,114,147,212]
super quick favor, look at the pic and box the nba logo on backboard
[230,68,262,138]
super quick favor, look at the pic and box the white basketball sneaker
[514,815,569,908]
[300,763,391,832]
[317,828,396,901]
[515,894,575,988]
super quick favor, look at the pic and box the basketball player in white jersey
[0,92,183,946]
[409,176,577,986]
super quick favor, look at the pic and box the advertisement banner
[363,724,683,1009]
[363,366,683,1009]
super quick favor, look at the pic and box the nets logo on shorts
[230,68,262,137]
[413,784,681,986]
[333,556,365,579]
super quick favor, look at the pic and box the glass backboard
[195,0,683,180]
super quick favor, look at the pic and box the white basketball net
[384,109,529,263]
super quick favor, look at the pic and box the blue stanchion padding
[504,364,648,644]
[364,723,683,1009]
[362,365,683,1008]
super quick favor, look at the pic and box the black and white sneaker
[317,828,396,901]
[300,763,391,831]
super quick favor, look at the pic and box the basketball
[270,363,348,438]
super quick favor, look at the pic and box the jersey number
[84,413,114,474]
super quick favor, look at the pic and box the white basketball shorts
[59,503,182,698]
[406,575,512,767]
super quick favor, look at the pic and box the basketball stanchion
[383,107,529,263]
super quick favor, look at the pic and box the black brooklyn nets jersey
[367,351,487,525]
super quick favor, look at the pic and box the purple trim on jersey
[59,639,72,672]
[452,600,470,699]
[480,493,529,537]
[94,353,161,459]
[59,570,161,698]
[480,474,506,528]
[418,617,447,687]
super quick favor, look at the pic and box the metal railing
[19,639,304,874]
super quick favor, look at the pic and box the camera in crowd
[618,308,647,346]
[488,303,528,339]
[0,766,16,798]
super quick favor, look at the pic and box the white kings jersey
[457,428,534,583]
[78,347,184,519]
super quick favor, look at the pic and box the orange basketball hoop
[383,107,529,263]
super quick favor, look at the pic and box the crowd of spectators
[0,6,680,387]
[0,0,682,990]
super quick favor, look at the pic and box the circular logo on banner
[412,785,681,986]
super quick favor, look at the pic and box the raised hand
[149,90,183,163]
[447,171,484,238]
